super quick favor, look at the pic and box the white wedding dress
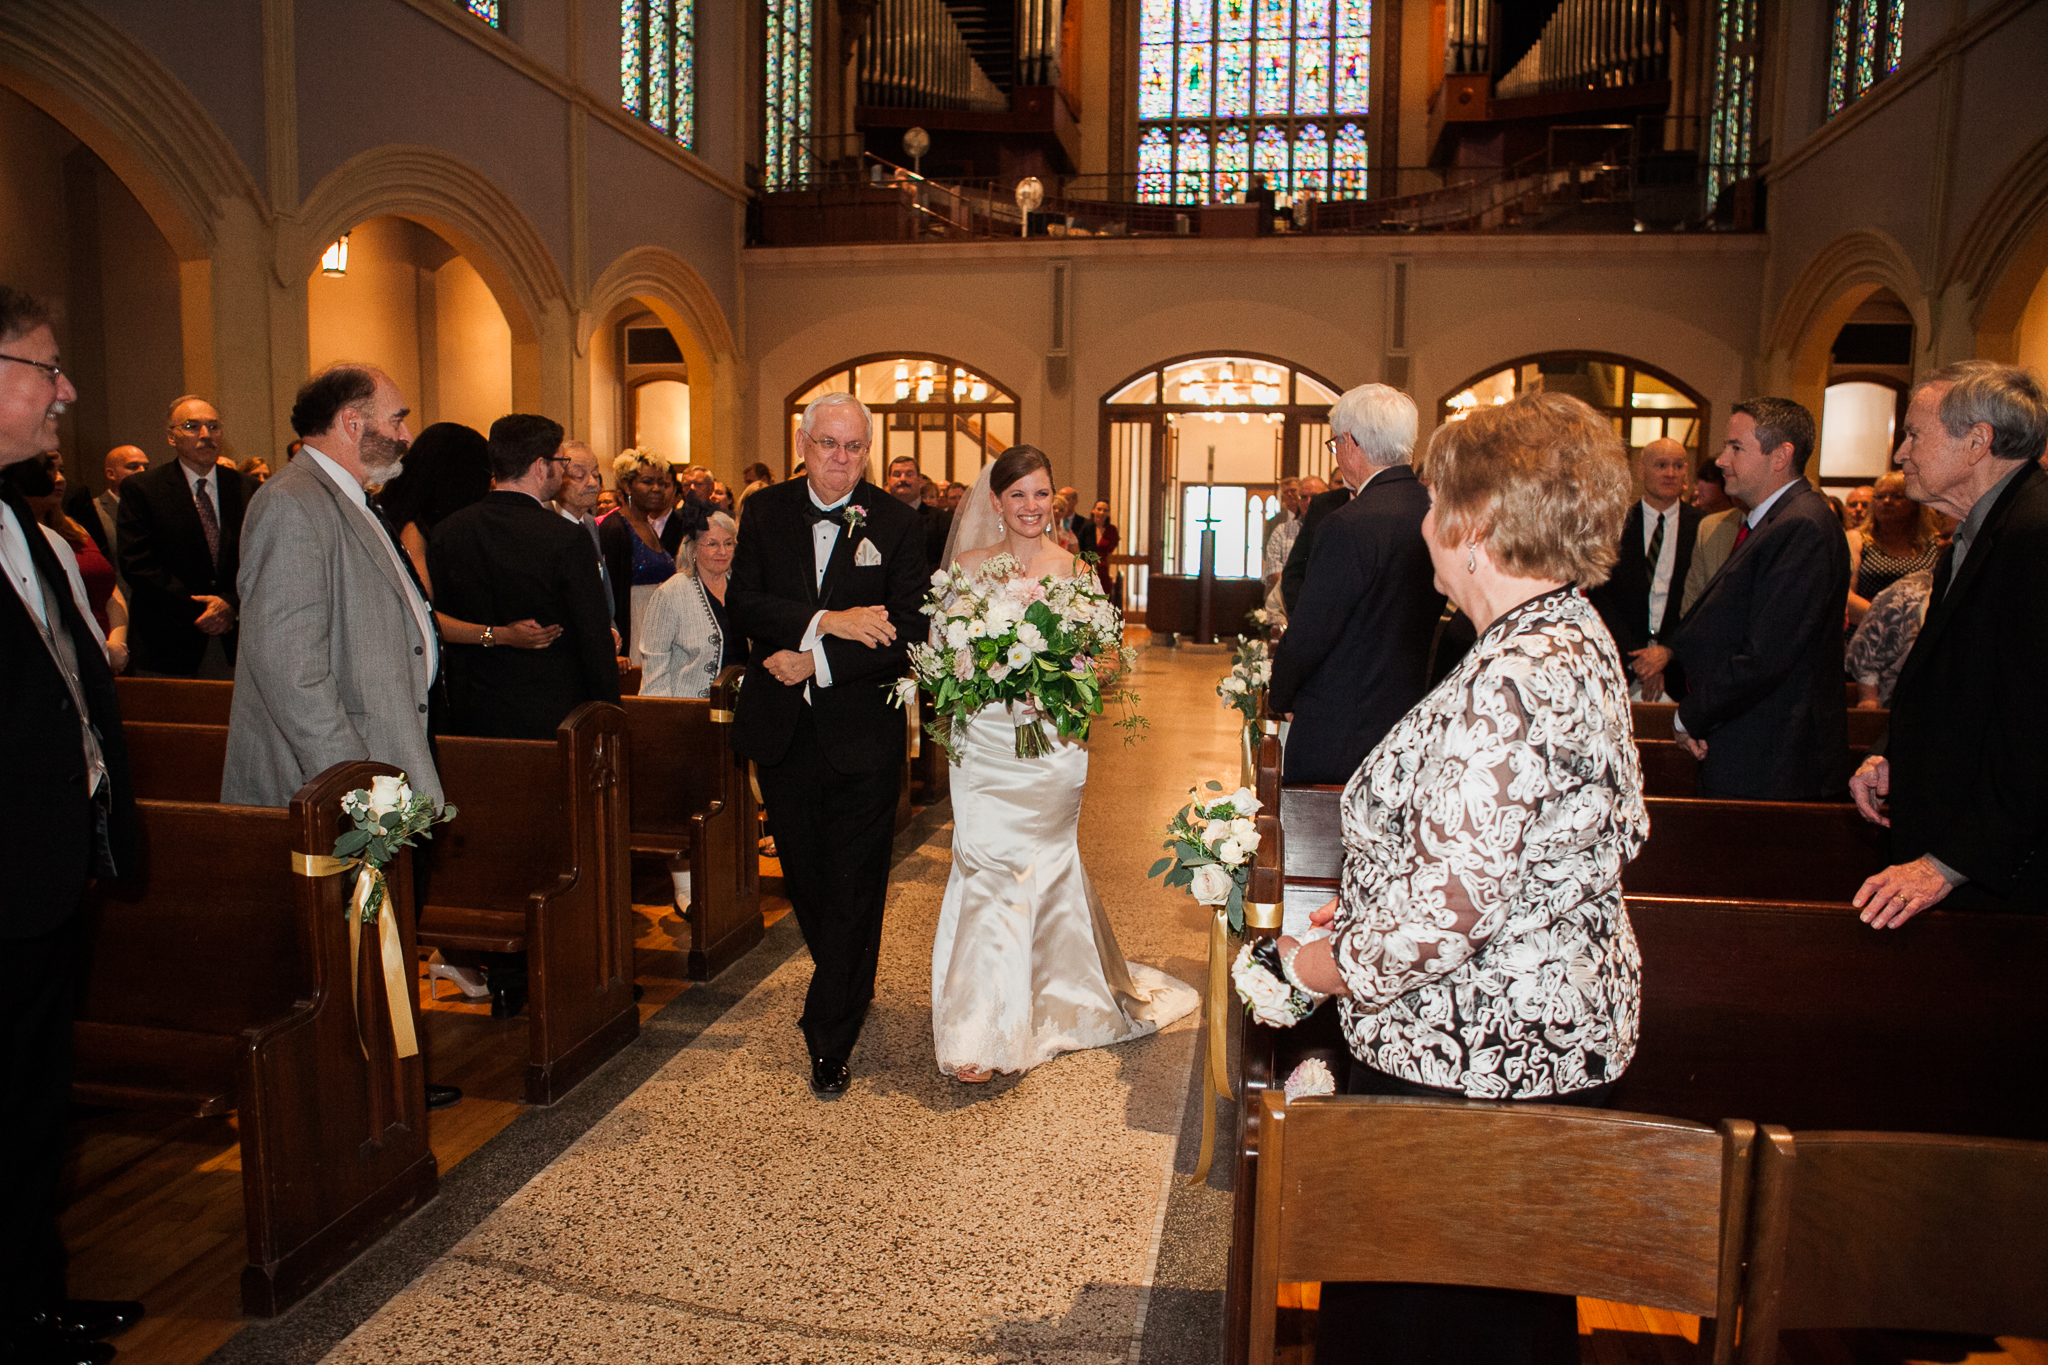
[930,474,1198,1079]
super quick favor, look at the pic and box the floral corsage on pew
[334,774,458,922]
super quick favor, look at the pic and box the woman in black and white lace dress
[1269,390,1647,1364]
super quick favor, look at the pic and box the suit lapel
[301,460,422,641]
[1690,481,1807,612]
[816,485,869,608]
[1897,464,2037,684]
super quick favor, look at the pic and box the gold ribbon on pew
[292,852,420,1063]
[1188,908,1236,1186]
[1244,900,1283,931]
[708,708,735,724]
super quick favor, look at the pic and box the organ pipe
[859,0,1008,111]
[1494,0,1669,99]
[1016,0,1063,88]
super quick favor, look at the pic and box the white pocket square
[854,538,882,567]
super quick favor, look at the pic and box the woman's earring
[1466,548,1477,573]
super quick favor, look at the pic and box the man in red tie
[1664,398,1851,799]
[115,395,245,677]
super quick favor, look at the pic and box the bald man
[62,444,148,572]
[1586,438,1702,701]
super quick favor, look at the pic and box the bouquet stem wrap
[1187,909,1236,1185]
[292,852,420,1062]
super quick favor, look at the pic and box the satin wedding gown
[931,686,1199,1080]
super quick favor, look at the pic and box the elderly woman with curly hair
[1254,390,1646,1365]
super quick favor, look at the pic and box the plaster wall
[585,119,741,323]
[85,0,266,194]
[2016,270,2048,377]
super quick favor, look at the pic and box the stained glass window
[1138,0,1369,204]
[461,0,500,25]
[764,0,813,188]
[1827,0,1905,116]
[620,2,696,149]
[1708,0,1758,206]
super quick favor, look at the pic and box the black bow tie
[802,499,849,525]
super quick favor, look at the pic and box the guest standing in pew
[1278,466,1352,615]
[117,395,246,679]
[224,365,461,1109]
[728,392,927,1099]
[1679,463,1744,616]
[1852,362,2048,925]
[1264,391,1645,1365]
[639,511,740,699]
[599,446,685,661]
[0,285,147,1365]
[552,440,620,652]
[1266,384,1442,785]
[61,443,147,582]
[1587,437,1700,702]
[1661,398,1852,800]
[887,453,953,571]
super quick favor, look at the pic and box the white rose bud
[1214,837,1245,866]
[1231,787,1262,816]
[1190,863,1234,905]
[366,774,409,818]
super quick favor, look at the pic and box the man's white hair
[801,391,874,440]
[1329,383,1418,468]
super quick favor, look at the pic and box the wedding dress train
[931,701,1199,1078]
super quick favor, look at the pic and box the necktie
[194,478,221,566]
[801,498,847,525]
[1646,509,1667,573]
[1732,519,1750,550]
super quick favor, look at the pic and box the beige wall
[2017,269,2048,380]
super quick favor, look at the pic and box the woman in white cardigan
[638,512,739,699]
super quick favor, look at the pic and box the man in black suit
[729,393,926,1098]
[1268,384,1442,785]
[117,395,244,678]
[1587,438,1701,701]
[62,444,147,569]
[0,287,145,1365]
[1851,362,2048,925]
[429,414,619,742]
[887,453,953,569]
[1668,398,1850,800]
[1279,466,1354,615]
[1058,483,1096,557]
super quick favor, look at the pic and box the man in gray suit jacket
[223,365,442,808]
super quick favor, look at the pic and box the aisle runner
[322,827,1203,1363]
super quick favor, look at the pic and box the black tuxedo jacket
[428,491,620,740]
[2,490,138,938]
[1279,484,1354,614]
[1670,480,1850,800]
[1881,461,2048,911]
[728,478,926,773]
[1267,465,1444,785]
[598,506,688,657]
[1588,500,1703,656]
[919,500,954,571]
[117,458,245,674]
[63,485,112,561]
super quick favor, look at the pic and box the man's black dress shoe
[5,1323,115,1365]
[27,1300,143,1341]
[490,984,527,1018]
[425,1084,463,1110]
[809,1056,850,1098]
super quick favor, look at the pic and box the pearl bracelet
[1277,939,1331,1002]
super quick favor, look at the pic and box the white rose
[1230,817,1258,843]
[1215,837,1246,866]
[946,620,970,649]
[1231,944,1301,1027]
[930,569,949,587]
[1230,787,1262,817]
[1016,622,1046,653]
[365,774,410,819]
[1190,863,1234,905]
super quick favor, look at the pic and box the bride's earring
[1466,547,1477,573]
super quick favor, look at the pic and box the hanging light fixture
[894,362,911,401]
[970,379,988,401]
[320,233,351,277]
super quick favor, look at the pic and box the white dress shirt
[302,445,439,678]
[1639,498,1680,636]
[800,486,851,689]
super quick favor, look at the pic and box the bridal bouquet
[901,553,1142,761]
[1147,779,1262,933]
[1215,636,1271,723]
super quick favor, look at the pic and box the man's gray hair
[560,439,596,461]
[1918,360,2048,464]
[1329,383,1418,467]
[801,391,874,440]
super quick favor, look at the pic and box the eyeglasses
[804,434,872,458]
[0,352,63,382]
[1324,434,1349,456]
[173,420,224,435]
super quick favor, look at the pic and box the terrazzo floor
[307,641,1239,1364]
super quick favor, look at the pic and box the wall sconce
[320,234,350,277]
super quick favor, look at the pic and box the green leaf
[1205,780,1223,791]
[1148,857,1173,878]
[333,829,371,857]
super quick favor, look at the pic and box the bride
[932,445,1198,1083]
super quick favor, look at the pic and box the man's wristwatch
[481,625,496,648]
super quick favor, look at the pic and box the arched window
[785,354,1019,484]
[764,0,814,189]
[622,2,696,147]
[1136,0,1370,205]
[1439,353,1710,460]
[1100,352,1343,613]
[1827,0,1905,116]
[458,0,500,25]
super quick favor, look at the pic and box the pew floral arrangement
[334,775,458,923]
[1215,636,1271,723]
[1245,605,1272,635]
[899,553,1143,761]
[1147,780,1262,934]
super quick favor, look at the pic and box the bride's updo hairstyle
[988,444,1054,495]
[1420,390,1631,590]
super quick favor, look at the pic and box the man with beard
[223,365,443,813]
[117,396,245,677]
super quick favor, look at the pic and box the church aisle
[310,642,1228,1363]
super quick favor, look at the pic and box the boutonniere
[842,504,867,532]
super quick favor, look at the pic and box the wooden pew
[124,721,231,803]
[621,667,761,981]
[1634,740,1866,800]
[422,702,639,1105]
[1622,796,1888,901]
[77,760,436,1317]
[114,675,232,725]
[1632,700,1889,749]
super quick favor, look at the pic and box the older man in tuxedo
[1588,438,1701,700]
[0,287,145,1365]
[729,392,926,1097]
[1851,362,2048,925]
[117,396,244,677]
[1267,384,1441,785]
[1667,398,1850,800]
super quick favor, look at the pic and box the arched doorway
[306,216,513,435]
[1814,292,1913,489]
[1439,352,1711,460]
[1099,353,1342,617]
[784,354,1019,484]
